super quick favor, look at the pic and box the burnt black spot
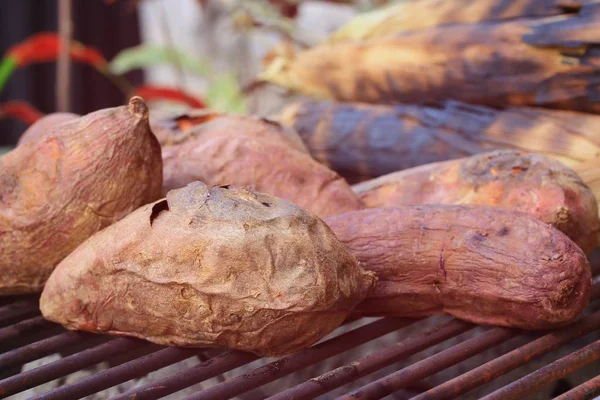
[497,227,510,236]
[150,199,169,226]
[261,202,271,207]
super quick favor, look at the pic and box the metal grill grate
[1,267,599,399]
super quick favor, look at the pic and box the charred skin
[0,97,163,295]
[278,99,600,184]
[160,113,362,219]
[325,205,592,330]
[353,150,600,254]
[40,183,376,356]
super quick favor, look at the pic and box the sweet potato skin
[40,182,376,356]
[325,205,591,330]
[278,99,600,183]
[0,98,163,295]
[353,150,600,254]
[161,115,363,218]
[17,112,79,146]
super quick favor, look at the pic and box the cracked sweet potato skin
[325,206,591,330]
[17,112,80,146]
[353,150,600,254]
[40,182,376,356]
[0,98,163,295]
[161,117,363,218]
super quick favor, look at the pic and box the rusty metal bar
[0,331,104,370]
[268,318,473,400]
[111,350,260,400]
[481,339,600,400]
[0,299,39,326]
[553,374,600,400]
[35,347,203,400]
[0,337,150,398]
[338,327,516,400]
[411,309,600,400]
[0,316,56,344]
[183,317,419,400]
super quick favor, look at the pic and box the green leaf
[205,73,248,114]
[0,57,18,95]
[108,45,213,76]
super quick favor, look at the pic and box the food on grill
[278,99,600,183]
[150,110,308,153]
[40,182,376,356]
[17,112,79,146]
[573,158,600,217]
[160,112,362,218]
[0,97,162,295]
[325,205,591,330]
[260,3,600,112]
[328,0,591,42]
[353,150,600,254]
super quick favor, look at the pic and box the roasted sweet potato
[353,150,600,254]
[261,3,600,112]
[279,99,600,183]
[40,182,376,356]
[160,112,363,218]
[0,97,162,295]
[17,112,80,146]
[325,205,591,329]
[150,109,308,153]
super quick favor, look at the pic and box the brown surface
[0,97,163,295]
[40,182,376,357]
[16,113,80,146]
[325,205,591,330]
[278,99,600,183]
[353,150,600,254]
[159,112,362,218]
[262,2,600,112]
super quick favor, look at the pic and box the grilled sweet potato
[261,3,600,112]
[325,205,591,329]
[17,112,79,146]
[0,97,162,295]
[161,112,362,218]
[353,150,600,254]
[279,99,600,183]
[40,182,376,356]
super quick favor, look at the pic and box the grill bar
[0,315,54,343]
[553,374,600,400]
[182,317,415,400]
[0,337,151,398]
[410,308,600,400]
[34,347,203,400]
[0,299,40,326]
[268,319,473,400]
[338,327,517,400]
[0,331,104,371]
[111,350,260,400]
[481,339,600,400]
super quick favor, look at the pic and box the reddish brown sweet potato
[0,97,163,295]
[325,205,591,329]
[278,99,600,183]
[40,182,376,356]
[17,112,80,146]
[160,112,363,218]
[353,150,600,254]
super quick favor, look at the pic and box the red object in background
[6,32,107,69]
[0,101,44,126]
[132,86,206,109]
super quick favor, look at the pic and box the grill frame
[1,265,599,399]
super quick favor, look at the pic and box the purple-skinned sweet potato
[40,182,376,356]
[353,150,600,254]
[0,97,162,295]
[17,112,80,146]
[325,205,592,330]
